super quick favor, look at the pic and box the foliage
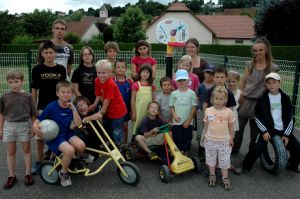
[11,35,34,44]
[0,11,25,44]
[82,33,104,45]
[136,0,167,16]
[255,0,279,32]
[103,26,114,43]
[255,0,300,45]
[64,10,84,21]
[182,0,204,13]
[222,0,259,8]
[64,32,81,44]
[113,6,146,43]
[95,22,108,32]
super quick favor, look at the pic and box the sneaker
[24,175,34,186]
[59,171,72,187]
[3,176,17,189]
[31,162,42,175]
[148,151,158,160]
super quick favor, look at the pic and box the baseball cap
[265,72,281,81]
[202,64,214,72]
[175,69,189,81]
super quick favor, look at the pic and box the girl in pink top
[172,55,200,92]
[131,40,157,81]
[203,86,234,191]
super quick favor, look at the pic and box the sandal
[223,178,232,191]
[208,175,216,187]
[24,175,34,186]
[3,176,17,189]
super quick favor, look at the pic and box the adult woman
[232,37,278,153]
[185,38,208,83]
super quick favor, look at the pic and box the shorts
[46,133,76,155]
[3,121,31,142]
[145,133,164,146]
[103,117,124,144]
[204,139,231,169]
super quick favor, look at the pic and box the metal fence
[0,50,299,127]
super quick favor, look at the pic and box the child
[88,59,127,145]
[227,71,242,133]
[172,55,200,92]
[155,76,172,123]
[169,69,197,155]
[0,70,38,189]
[32,81,85,187]
[71,46,97,108]
[242,73,300,173]
[131,40,157,81]
[131,64,156,136]
[135,101,165,160]
[114,59,133,144]
[203,67,236,111]
[203,86,234,190]
[104,41,120,77]
[196,64,215,155]
[31,40,67,174]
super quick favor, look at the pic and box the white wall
[146,12,213,44]
[82,24,100,41]
[216,38,253,45]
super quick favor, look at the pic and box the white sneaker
[59,171,72,187]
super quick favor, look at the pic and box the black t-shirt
[71,65,97,103]
[138,116,165,136]
[204,85,236,108]
[31,63,66,110]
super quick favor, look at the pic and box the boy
[32,81,85,187]
[169,69,197,155]
[104,41,120,77]
[242,73,300,173]
[0,70,38,189]
[31,40,67,174]
[135,101,165,160]
[203,67,236,111]
[86,60,127,145]
[155,76,172,123]
[114,59,132,144]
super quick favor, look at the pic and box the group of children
[1,38,299,191]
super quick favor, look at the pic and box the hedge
[1,43,299,61]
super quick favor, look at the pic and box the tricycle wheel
[159,164,171,183]
[117,161,140,186]
[192,157,202,173]
[39,161,60,185]
[123,147,136,162]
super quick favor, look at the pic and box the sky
[0,0,217,14]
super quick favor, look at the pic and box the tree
[65,10,84,21]
[222,0,259,8]
[182,0,204,13]
[103,26,114,43]
[21,9,57,38]
[64,32,81,44]
[255,0,300,45]
[0,11,25,44]
[113,6,146,43]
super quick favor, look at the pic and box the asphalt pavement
[0,124,299,199]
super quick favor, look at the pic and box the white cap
[265,72,281,81]
[175,69,189,81]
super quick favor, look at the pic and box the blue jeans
[103,118,124,144]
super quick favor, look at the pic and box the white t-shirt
[268,93,283,130]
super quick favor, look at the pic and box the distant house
[146,2,255,45]
[66,5,111,42]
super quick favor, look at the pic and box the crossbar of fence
[0,50,299,127]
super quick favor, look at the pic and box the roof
[166,2,190,12]
[197,15,255,39]
[66,16,103,36]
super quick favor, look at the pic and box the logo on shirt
[64,46,70,53]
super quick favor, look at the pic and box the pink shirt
[172,72,200,92]
[131,56,157,73]
[204,107,234,141]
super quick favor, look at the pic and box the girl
[131,64,156,136]
[114,59,133,144]
[172,55,200,92]
[203,86,234,190]
[131,40,157,81]
[233,37,278,153]
[185,38,208,83]
[227,71,242,133]
[71,46,97,107]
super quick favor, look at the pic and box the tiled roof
[66,16,104,36]
[197,15,255,39]
[166,2,190,12]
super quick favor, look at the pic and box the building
[146,2,255,45]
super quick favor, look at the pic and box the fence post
[27,50,32,89]
[291,61,300,116]
[224,55,228,68]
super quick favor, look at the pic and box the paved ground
[0,124,299,199]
